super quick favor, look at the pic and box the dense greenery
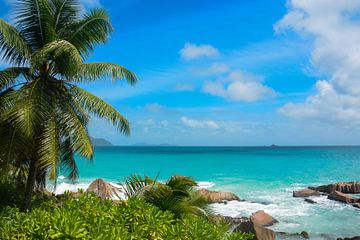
[0,0,136,209]
[122,175,211,218]
[0,192,253,240]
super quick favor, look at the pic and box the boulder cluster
[293,182,360,208]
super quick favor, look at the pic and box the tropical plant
[121,174,212,218]
[0,192,254,240]
[0,0,137,210]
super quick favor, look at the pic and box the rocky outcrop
[276,231,309,239]
[234,221,275,240]
[198,189,241,203]
[328,191,359,204]
[250,210,278,227]
[86,178,119,199]
[212,214,249,231]
[310,182,360,194]
[293,188,321,197]
[304,198,316,204]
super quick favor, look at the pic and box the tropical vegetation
[0,0,136,210]
[122,174,211,218]
[0,192,253,240]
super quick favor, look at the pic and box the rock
[300,231,310,239]
[293,188,321,198]
[212,214,249,231]
[250,210,278,227]
[351,203,360,208]
[304,198,316,204]
[311,182,360,194]
[276,231,309,239]
[198,189,241,203]
[328,191,359,204]
[86,178,119,199]
[235,221,275,240]
[337,237,360,240]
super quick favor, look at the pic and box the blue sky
[2,0,360,146]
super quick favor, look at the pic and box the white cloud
[180,42,219,60]
[203,70,276,102]
[174,84,195,91]
[189,62,229,76]
[276,0,360,123]
[279,81,360,123]
[181,117,219,129]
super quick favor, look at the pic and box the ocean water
[55,146,360,239]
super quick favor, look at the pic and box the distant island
[130,142,174,147]
[91,137,114,146]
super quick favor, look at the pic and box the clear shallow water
[55,146,360,239]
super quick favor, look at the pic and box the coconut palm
[0,0,137,210]
[121,175,211,218]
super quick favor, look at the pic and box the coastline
[51,178,360,239]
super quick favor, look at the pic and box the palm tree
[0,0,137,210]
[121,175,211,218]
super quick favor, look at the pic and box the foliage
[0,193,253,240]
[122,175,212,218]
[0,0,137,209]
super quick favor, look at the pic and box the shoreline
[50,178,360,239]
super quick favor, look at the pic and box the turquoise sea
[56,146,360,239]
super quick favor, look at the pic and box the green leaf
[70,86,130,135]
[0,18,31,65]
[75,62,137,85]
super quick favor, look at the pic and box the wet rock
[328,191,359,203]
[86,178,119,199]
[337,237,360,240]
[250,210,278,227]
[351,203,360,208]
[311,182,360,194]
[293,188,321,198]
[304,198,316,204]
[276,231,309,239]
[235,221,275,240]
[198,189,241,203]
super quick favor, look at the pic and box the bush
[0,193,253,239]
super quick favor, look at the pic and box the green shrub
[0,193,253,240]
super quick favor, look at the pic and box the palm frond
[0,18,31,65]
[15,0,56,49]
[70,86,130,135]
[50,0,79,31]
[75,62,137,85]
[0,120,31,176]
[1,79,54,137]
[59,138,78,181]
[0,67,32,91]
[57,98,93,159]
[31,40,82,76]
[64,8,113,55]
[121,174,155,198]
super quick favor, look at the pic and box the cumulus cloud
[203,70,276,102]
[180,43,219,60]
[190,62,229,76]
[181,117,219,129]
[276,0,360,123]
[279,81,360,123]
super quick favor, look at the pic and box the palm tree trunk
[23,158,36,211]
